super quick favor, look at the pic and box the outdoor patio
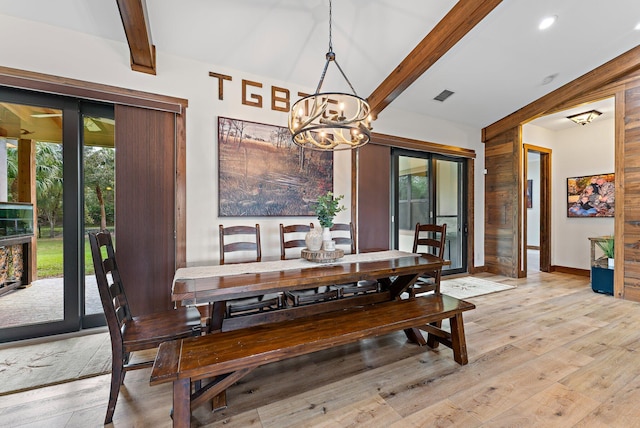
[0,276,103,329]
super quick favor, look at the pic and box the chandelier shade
[288,0,372,151]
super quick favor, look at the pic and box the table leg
[213,391,227,411]
[404,327,427,345]
[388,273,420,299]
[173,378,190,427]
[210,301,226,332]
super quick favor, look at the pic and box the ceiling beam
[116,0,156,75]
[482,44,640,142]
[366,0,503,119]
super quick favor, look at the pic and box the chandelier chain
[328,0,333,52]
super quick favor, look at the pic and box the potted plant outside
[314,191,345,250]
[596,237,614,268]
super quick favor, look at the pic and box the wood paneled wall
[622,84,640,300]
[483,127,521,277]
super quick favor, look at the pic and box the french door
[392,149,467,274]
[0,87,113,342]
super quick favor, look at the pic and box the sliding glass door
[392,149,467,274]
[0,87,113,342]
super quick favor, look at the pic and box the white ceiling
[1,0,639,130]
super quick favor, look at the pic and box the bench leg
[173,378,191,428]
[449,313,469,365]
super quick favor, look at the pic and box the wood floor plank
[510,318,601,356]
[560,347,640,402]
[298,394,402,427]
[573,372,640,427]
[483,383,601,427]
[385,344,537,417]
[447,345,591,423]
[389,399,482,427]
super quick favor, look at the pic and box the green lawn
[36,235,95,278]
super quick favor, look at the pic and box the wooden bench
[150,294,475,427]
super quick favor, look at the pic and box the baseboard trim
[550,265,590,277]
[469,265,487,274]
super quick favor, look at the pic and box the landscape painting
[218,117,333,216]
[567,173,615,217]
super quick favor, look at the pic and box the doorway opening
[523,147,551,274]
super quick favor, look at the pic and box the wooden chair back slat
[219,224,261,265]
[412,223,447,259]
[330,223,355,254]
[411,223,447,295]
[280,223,313,260]
[89,231,131,338]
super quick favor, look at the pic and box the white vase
[322,227,333,250]
[305,228,323,251]
[608,257,614,269]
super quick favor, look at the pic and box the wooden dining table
[172,250,445,333]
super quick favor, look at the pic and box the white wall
[0,14,485,266]
[524,118,614,270]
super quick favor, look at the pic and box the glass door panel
[0,88,109,342]
[82,104,115,326]
[0,99,65,335]
[396,155,430,253]
[435,158,465,272]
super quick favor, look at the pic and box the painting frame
[566,173,615,218]
[218,116,334,217]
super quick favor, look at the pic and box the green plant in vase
[596,236,614,268]
[314,191,345,250]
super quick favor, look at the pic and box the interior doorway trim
[523,144,552,275]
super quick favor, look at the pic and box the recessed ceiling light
[635,22,640,30]
[539,15,557,30]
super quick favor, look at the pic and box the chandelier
[288,0,372,151]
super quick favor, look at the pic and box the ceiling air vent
[434,89,454,102]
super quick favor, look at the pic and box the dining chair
[280,223,340,306]
[330,222,380,297]
[410,222,447,295]
[88,230,201,425]
[219,224,283,317]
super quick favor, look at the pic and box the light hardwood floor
[1,270,639,427]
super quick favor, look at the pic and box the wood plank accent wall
[622,85,640,301]
[115,105,176,315]
[484,127,521,277]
